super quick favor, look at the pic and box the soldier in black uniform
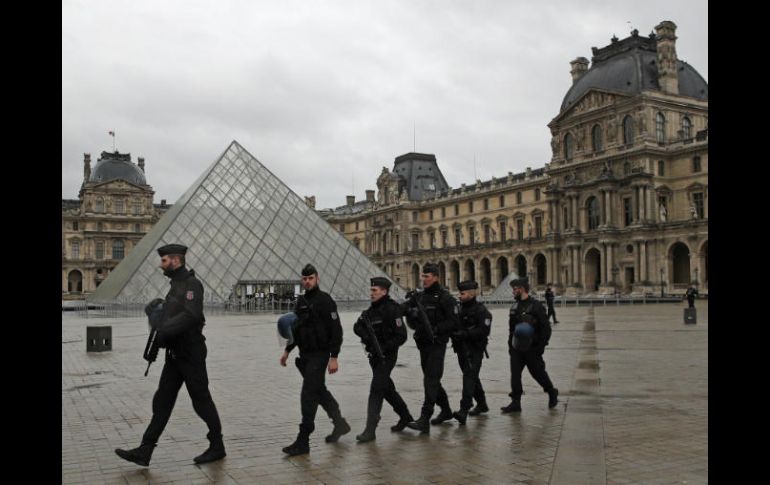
[403,263,459,433]
[451,280,492,424]
[115,244,225,467]
[279,264,350,456]
[352,277,413,442]
[544,284,559,324]
[501,277,559,413]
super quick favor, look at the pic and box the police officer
[279,264,350,456]
[451,280,492,424]
[403,263,459,433]
[544,284,559,324]
[352,277,413,442]
[501,277,559,413]
[115,244,226,466]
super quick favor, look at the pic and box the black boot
[452,409,468,425]
[406,415,430,434]
[391,412,414,432]
[548,388,559,409]
[430,408,454,425]
[194,433,226,464]
[325,417,351,443]
[356,416,378,443]
[115,443,155,467]
[468,402,489,416]
[282,424,312,456]
[500,399,522,413]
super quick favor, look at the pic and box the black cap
[457,280,478,291]
[370,277,392,289]
[510,277,530,291]
[301,264,317,276]
[157,244,188,257]
[422,263,439,275]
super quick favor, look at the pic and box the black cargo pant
[366,350,410,427]
[546,302,557,323]
[418,341,451,418]
[142,346,222,445]
[456,347,486,411]
[295,351,343,433]
[508,346,555,399]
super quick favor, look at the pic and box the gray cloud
[62,0,707,209]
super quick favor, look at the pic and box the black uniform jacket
[353,295,408,356]
[285,286,343,358]
[411,282,459,345]
[158,266,206,356]
[452,298,492,352]
[507,296,551,351]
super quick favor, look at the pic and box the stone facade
[320,21,708,296]
[62,151,171,299]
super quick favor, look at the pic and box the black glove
[452,329,469,340]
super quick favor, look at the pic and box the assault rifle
[143,299,165,376]
[405,290,435,343]
[362,313,385,360]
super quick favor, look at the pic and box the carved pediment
[555,89,630,122]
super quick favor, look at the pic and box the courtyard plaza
[62,301,707,484]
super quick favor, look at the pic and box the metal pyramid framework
[90,140,404,304]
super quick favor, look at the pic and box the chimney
[304,196,316,209]
[526,167,532,178]
[83,153,91,181]
[346,195,355,206]
[655,20,679,94]
[365,190,375,202]
[161,199,167,207]
[138,157,145,173]
[570,57,589,83]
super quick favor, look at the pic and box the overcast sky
[62,0,707,210]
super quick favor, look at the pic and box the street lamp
[660,267,665,297]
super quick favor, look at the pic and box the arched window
[682,116,692,140]
[563,133,574,160]
[112,239,125,260]
[95,197,104,213]
[71,240,80,259]
[587,197,600,230]
[656,112,666,143]
[623,116,635,145]
[592,124,603,152]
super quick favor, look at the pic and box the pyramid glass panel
[89,140,402,304]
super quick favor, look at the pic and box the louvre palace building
[62,151,171,299]
[320,21,708,297]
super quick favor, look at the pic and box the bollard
[684,307,697,324]
[86,326,112,352]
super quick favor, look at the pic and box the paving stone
[62,302,707,483]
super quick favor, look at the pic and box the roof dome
[89,151,147,186]
[560,32,708,112]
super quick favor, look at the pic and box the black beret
[370,277,392,289]
[157,244,187,257]
[301,264,318,276]
[458,280,478,291]
[422,263,440,275]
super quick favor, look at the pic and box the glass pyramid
[89,141,404,304]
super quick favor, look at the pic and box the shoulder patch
[485,318,491,326]
[395,318,403,327]
[331,311,338,320]
[186,290,194,301]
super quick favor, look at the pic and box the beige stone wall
[323,90,707,296]
[62,179,168,298]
